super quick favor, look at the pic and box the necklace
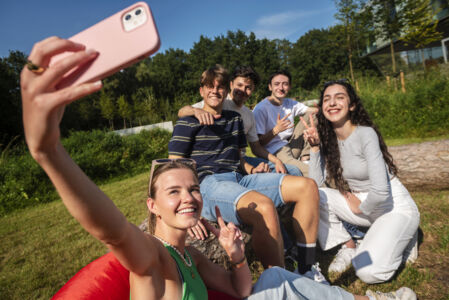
[154,236,193,267]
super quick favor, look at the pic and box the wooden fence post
[400,71,406,93]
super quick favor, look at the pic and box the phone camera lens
[125,14,131,21]
[135,9,142,15]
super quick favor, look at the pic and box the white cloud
[251,8,335,40]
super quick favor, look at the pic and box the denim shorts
[247,267,353,300]
[200,172,286,226]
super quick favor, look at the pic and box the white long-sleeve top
[309,126,392,216]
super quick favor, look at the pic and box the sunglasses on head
[148,158,197,197]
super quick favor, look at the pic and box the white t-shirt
[253,97,308,154]
[192,97,259,143]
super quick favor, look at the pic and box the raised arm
[21,37,160,275]
[302,114,326,185]
[178,103,220,125]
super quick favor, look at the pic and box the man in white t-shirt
[253,70,317,177]
[178,66,301,176]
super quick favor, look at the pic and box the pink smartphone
[52,2,160,88]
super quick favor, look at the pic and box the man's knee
[237,193,279,226]
[282,176,319,203]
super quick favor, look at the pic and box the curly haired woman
[303,80,420,284]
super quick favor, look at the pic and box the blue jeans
[247,267,354,300]
[200,172,286,226]
[244,156,302,176]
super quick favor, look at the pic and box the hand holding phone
[52,1,160,88]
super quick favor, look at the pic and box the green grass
[324,189,449,299]
[384,134,449,147]
[2,137,449,299]
[0,173,149,300]
[1,171,448,299]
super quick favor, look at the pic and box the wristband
[231,256,247,269]
[249,167,254,174]
[310,143,320,147]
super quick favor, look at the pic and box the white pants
[318,177,420,283]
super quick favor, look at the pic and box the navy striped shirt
[168,110,247,182]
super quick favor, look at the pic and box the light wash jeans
[247,267,354,300]
[318,177,420,283]
[244,156,302,176]
[200,171,286,226]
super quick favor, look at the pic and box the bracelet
[249,166,254,174]
[231,256,247,269]
[310,143,320,147]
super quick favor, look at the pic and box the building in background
[363,0,449,73]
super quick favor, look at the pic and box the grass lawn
[1,136,448,299]
[0,173,149,300]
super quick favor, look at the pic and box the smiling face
[269,74,290,99]
[230,76,255,107]
[321,84,355,127]
[200,79,228,111]
[148,168,202,231]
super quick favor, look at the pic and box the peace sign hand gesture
[300,113,320,148]
[202,206,245,264]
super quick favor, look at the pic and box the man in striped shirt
[168,65,327,283]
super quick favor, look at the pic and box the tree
[334,0,359,82]
[289,27,348,90]
[99,91,115,129]
[371,0,407,76]
[117,95,132,129]
[401,0,442,70]
[274,39,292,69]
[0,51,27,147]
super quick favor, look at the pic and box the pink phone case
[52,2,160,88]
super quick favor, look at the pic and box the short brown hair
[232,65,260,86]
[200,64,230,89]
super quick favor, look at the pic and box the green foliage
[371,0,407,41]
[0,129,171,216]
[0,51,27,148]
[400,0,443,70]
[360,71,449,138]
[117,95,132,128]
[99,90,116,129]
[289,26,379,91]
[401,0,442,48]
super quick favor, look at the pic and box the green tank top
[164,244,208,300]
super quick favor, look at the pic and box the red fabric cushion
[52,252,130,300]
[52,252,239,300]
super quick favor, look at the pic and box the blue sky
[0,0,337,58]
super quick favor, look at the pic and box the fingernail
[86,48,98,56]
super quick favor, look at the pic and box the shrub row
[359,72,449,138]
[0,129,171,216]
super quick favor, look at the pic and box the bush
[359,72,449,138]
[0,129,171,216]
